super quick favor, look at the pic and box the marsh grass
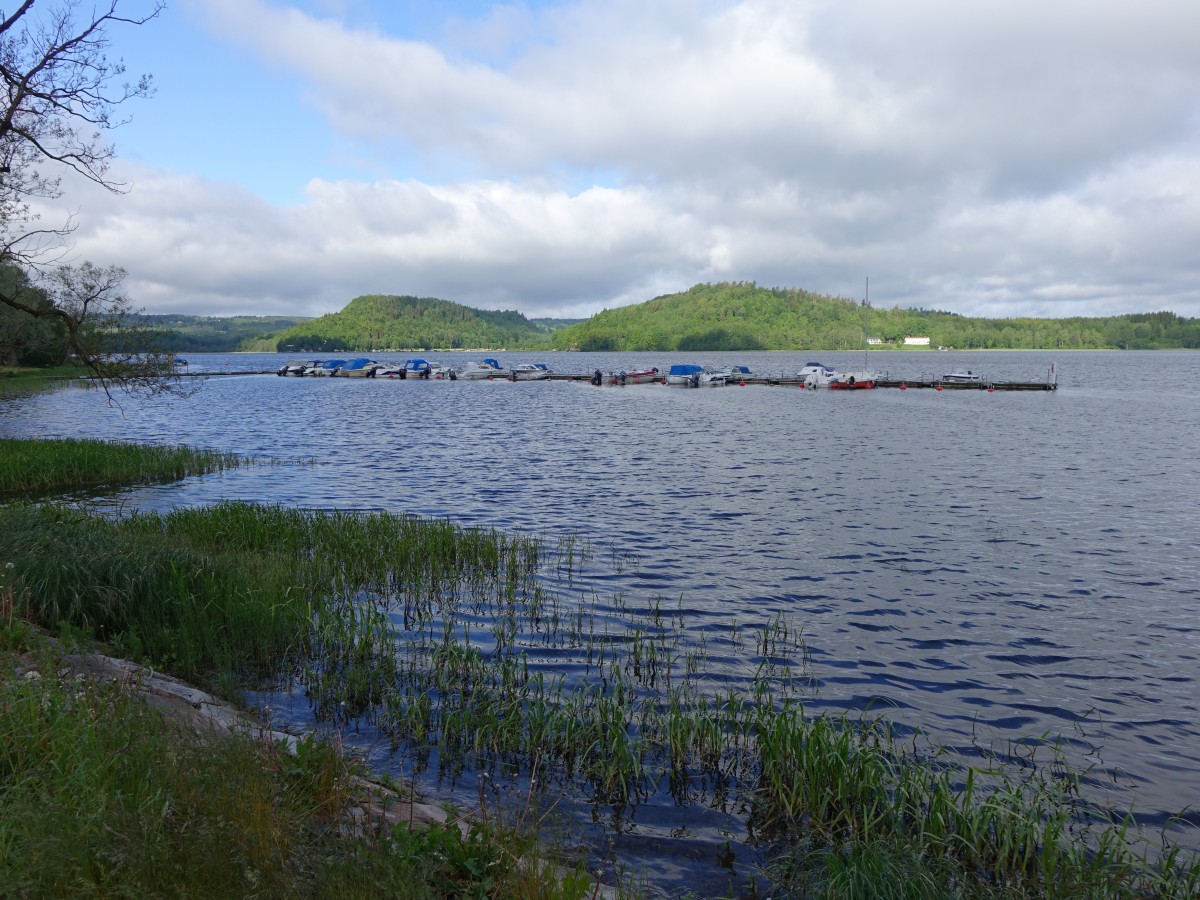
[2,491,1197,897]
[0,437,242,498]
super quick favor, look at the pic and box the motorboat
[277,359,314,376]
[828,370,878,390]
[590,367,661,385]
[457,358,504,380]
[664,363,703,386]
[797,361,838,387]
[303,359,347,376]
[374,362,407,378]
[402,358,435,378]
[333,358,381,377]
[696,366,732,386]
[942,371,983,383]
[509,363,552,381]
[729,365,753,382]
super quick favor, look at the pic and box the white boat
[303,359,347,376]
[457,358,504,380]
[797,361,838,387]
[277,359,313,376]
[942,371,982,383]
[729,365,753,382]
[333,358,382,378]
[696,366,732,386]
[664,363,704,386]
[374,362,407,378]
[509,363,551,381]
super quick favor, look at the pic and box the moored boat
[590,367,661,385]
[797,361,838,387]
[942,371,982,383]
[696,366,732,386]
[333,358,381,377]
[303,359,347,376]
[277,359,314,376]
[509,363,551,381]
[828,369,878,390]
[664,363,703,386]
[457,358,504,380]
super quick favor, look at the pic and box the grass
[0,437,242,498]
[2,437,1199,897]
[0,635,594,899]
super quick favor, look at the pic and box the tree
[0,1,173,395]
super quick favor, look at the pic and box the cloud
[38,0,1200,319]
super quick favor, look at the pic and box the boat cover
[667,364,703,376]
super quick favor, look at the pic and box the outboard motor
[618,371,627,385]
[591,369,603,386]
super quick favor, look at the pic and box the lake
[3,348,1198,893]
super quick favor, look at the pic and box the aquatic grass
[0,437,242,498]
[3,491,1198,896]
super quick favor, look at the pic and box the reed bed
[3,497,1198,897]
[0,437,241,498]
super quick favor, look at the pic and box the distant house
[867,337,885,345]
[904,336,931,346]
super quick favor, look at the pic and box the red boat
[828,370,877,390]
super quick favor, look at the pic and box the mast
[863,277,869,371]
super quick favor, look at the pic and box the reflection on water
[3,349,1200,892]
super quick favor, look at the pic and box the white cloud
[41,0,1200,319]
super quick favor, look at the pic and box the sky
[33,0,1200,321]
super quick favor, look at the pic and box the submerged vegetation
[1,497,1197,893]
[1,439,1199,896]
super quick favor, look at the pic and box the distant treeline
[547,282,1200,351]
[131,314,313,353]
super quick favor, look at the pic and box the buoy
[900,383,907,390]
[936,385,943,391]
[739,380,746,387]
[987,386,994,393]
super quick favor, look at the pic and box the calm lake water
[3,349,1199,893]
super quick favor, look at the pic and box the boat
[696,366,732,386]
[303,359,347,376]
[402,358,436,378]
[797,361,838,387]
[828,370,878,390]
[942,371,982,383]
[457,358,504,380]
[828,279,879,390]
[590,367,661,385]
[664,363,704,386]
[373,362,407,378]
[509,363,552,381]
[277,359,313,376]
[333,358,381,378]
[729,365,753,382]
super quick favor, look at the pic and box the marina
[154,360,1060,390]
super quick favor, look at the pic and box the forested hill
[272,295,563,352]
[133,315,312,353]
[547,282,1200,351]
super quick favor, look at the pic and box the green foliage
[548,282,1200,351]
[127,313,314,353]
[0,438,242,498]
[0,264,67,367]
[274,294,558,352]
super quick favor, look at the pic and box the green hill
[273,295,560,352]
[134,315,313,353]
[547,282,1200,351]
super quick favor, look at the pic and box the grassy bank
[2,439,1198,897]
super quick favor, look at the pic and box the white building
[903,336,931,346]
